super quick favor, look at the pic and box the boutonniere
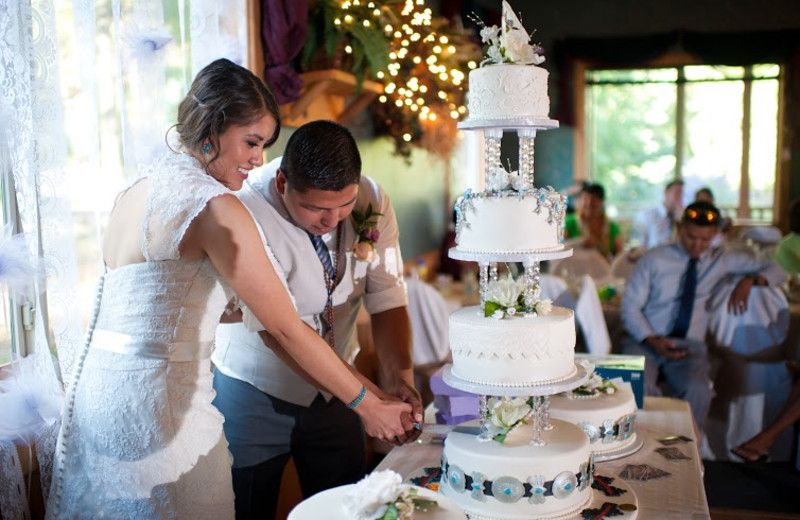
[351,203,383,262]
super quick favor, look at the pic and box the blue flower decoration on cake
[527,475,547,504]
[491,476,525,503]
[447,465,466,492]
[552,471,578,499]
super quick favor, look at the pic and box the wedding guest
[212,120,422,520]
[631,179,684,249]
[620,201,786,431]
[564,182,623,260]
[45,59,410,520]
[693,186,731,247]
[731,373,800,462]
[775,197,800,274]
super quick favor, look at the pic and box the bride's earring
[203,143,212,155]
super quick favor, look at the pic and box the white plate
[288,484,466,520]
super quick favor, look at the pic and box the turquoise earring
[202,143,212,155]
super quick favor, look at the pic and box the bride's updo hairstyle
[175,58,281,164]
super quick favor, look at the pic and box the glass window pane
[684,65,745,81]
[752,64,780,79]
[587,68,677,84]
[0,177,9,364]
[749,78,779,221]
[586,79,676,220]
[681,77,744,217]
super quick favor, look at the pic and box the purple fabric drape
[262,0,308,104]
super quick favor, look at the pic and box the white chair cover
[406,279,451,367]
[537,274,575,309]
[704,280,793,461]
[575,275,612,355]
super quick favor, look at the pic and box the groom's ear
[275,168,288,195]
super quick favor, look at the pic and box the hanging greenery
[371,1,481,158]
[301,0,393,89]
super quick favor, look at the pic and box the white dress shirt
[212,158,408,406]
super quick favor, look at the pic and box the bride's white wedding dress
[46,153,241,519]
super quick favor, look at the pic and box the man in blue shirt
[621,202,786,430]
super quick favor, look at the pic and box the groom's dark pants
[212,369,366,520]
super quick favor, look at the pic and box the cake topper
[472,1,545,66]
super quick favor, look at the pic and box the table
[376,397,711,520]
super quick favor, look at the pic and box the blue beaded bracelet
[347,385,367,410]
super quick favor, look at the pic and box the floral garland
[344,470,437,520]
[485,396,532,443]
[483,275,553,319]
[351,203,382,262]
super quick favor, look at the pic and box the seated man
[631,179,684,249]
[620,202,786,431]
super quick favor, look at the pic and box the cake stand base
[442,363,592,397]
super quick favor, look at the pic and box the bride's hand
[352,392,412,441]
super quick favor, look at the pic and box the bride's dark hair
[173,58,281,162]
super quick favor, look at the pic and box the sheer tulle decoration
[0,355,62,444]
[0,225,44,304]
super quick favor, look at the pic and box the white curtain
[0,0,249,517]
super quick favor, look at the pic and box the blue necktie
[308,233,335,342]
[670,257,698,338]
[308,233,335,281]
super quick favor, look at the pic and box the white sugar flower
[503,28,537,64]
[486,275,525,308]
[535,298,553,315]
[486,166,511,191]
[506,307,517,316]
[489,397,531,429]
[492,309,506,320]
[480,25,500,45]
[344,470,406,520]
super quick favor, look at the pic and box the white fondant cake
[449,306,576,386]
[454,189,567,254]
[441,419,594,520]
[467,64,550,121]
[550,383,638,457]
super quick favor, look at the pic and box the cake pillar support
[483,128,502,189]
[522,261,541,314]
[479,262,489,311]
[478,394,492,442]
[530,396,546,446]
[518,128,537,189]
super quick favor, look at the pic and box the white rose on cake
[344,470,405,519]
[503,28,544,65]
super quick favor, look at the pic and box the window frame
[574,54,786,225]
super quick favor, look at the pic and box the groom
[212,120,422,519]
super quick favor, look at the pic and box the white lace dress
[46,153,240,519]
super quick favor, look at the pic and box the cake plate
[448,248,573,264]
[457,117,559,131]
[592,433,644,463]
[442,362,591,397]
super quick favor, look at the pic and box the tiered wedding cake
[439,3,637,519]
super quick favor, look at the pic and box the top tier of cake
[466,63,550,122]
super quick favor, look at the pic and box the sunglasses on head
[684,208,720,224]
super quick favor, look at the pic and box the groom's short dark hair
[280,120,361,192]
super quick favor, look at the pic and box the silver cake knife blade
[417,423,482,436]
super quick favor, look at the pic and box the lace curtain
[0,0,249,517]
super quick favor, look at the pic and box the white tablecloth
[376,397,710,520]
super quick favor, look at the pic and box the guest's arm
[725,251,788,314]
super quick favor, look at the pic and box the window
[584,64,780,224]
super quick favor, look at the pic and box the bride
[45,58,411,519]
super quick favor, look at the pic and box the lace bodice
[46,151,237,519]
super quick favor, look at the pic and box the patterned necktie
[308,232,336,345]
[308,233,335,281]
[670,257,698,338]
